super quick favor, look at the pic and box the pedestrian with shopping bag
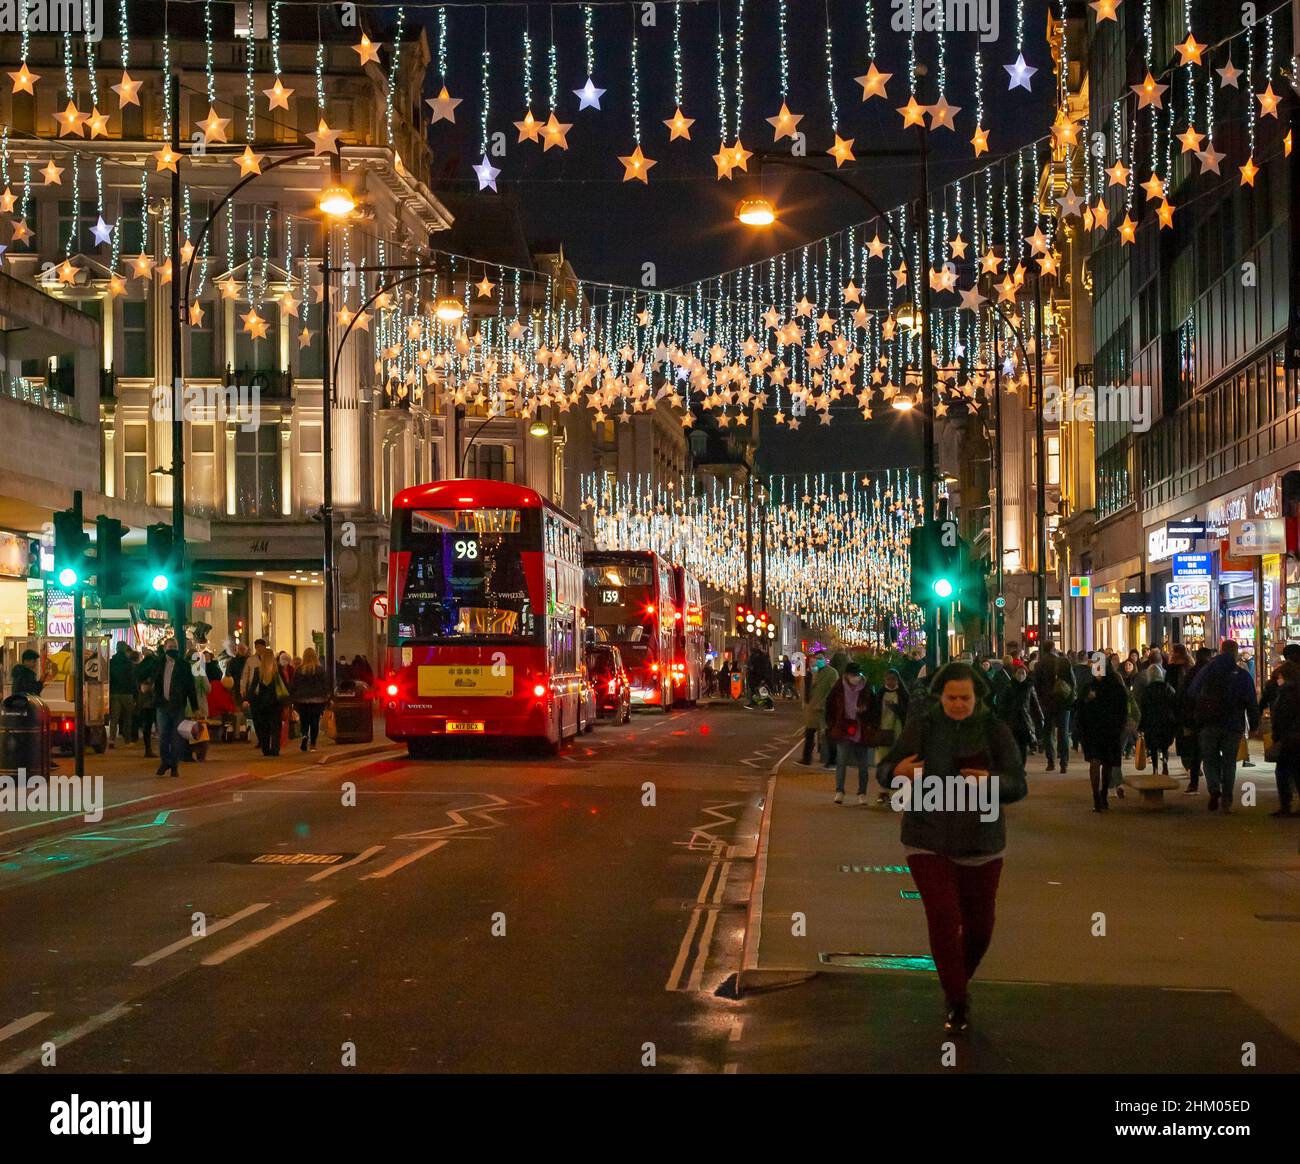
[243,645,289,757]
[289,648,331,752]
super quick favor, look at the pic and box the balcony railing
[223,365,292,399]
[2,376,78,419]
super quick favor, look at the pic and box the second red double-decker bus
[383,479,585,756]
[583,549,678,711]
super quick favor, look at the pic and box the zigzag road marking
[391,793,539,843]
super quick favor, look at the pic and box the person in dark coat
[350,654,374,688]
[1076,652,1129,812]
[1186,640,1261,813]
[154,636,197,778]
[879,661,1027,1034]
[996,661,1044,764]
[288,647,331,752]
[134,645,162,758]
[10,649,44,697]
[107,641,137,747]
[1138,663,1178,776]
[824,661,881,803]
[1177,647,1212,792]
[1032,642,1076,774]
[1265,658,1300,816]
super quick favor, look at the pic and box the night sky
[411,0,1057,473]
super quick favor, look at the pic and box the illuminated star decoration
[513,111,542,143]
[1132,72,1167,108]
[8,63,39,95]
[55,100,85,137]
[473,155,501,192]
[85,107,110,138]
[426,86,462,123]
[1004,54,1037,91]
[573,78,605,110]
[298,327,314,349]
[1174,35,1206,66]
[664,107,694,140]
[854,63,891,100]
[827,135,856,167]
[153,145,180,173]
[766,102,803,141]
[197,105,231,143]
[41,158,64,185]
[236,145,263,176]
[188,300,205,326]
[56,258,78,285]
[111,70,141,107]
[927,96,960,131]
[541,113,572,150]
[353,34,381,66]
[90,215,113,246]
[241,308,269,339]
[1216,59,1240,89]
[263,77,294,110]
[475,275,496,298]
[619,146,657,183]
[971,125,990,156]
[1089,0,1121,21]
[307,119,341,155]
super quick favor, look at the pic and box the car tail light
[650,663,659,674]
[607,679,617,694]
[63,719,73,731]
[533,683,547,697]
[386,682,399,696]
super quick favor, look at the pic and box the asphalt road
[0,701,793,1074]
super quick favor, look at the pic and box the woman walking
[243,645,287,757]
[824,661,881,805]
[1138,663,1177,776]
[879,663,1027,1033]
[289,647,331,752]
[1076,652,1129,811]
[995,661,1043,764]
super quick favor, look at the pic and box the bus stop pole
[73,489,85,781]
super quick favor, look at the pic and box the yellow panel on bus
[416,665,515,697]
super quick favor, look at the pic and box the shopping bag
[1236,735,1249,763]
[1134,734,1148,771]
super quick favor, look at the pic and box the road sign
[371,593,389,619]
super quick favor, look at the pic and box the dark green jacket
[877,705,1028,857]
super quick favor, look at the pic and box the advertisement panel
[1165,579,1212,614]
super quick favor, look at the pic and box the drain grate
[820,952,936,971]
[839,863,911,874]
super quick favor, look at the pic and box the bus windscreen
[395,508,539,643]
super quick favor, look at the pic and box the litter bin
[1,693,51,779]
[330,681,373,744]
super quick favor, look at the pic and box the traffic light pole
[72,490,85,781]
[321,233,336,694]
[1033,277,1049,651]
[169,73,186,640]
[916,126,939,673]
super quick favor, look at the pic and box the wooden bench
[1124,772,1180,808]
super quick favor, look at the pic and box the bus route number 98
[454,538,479,560]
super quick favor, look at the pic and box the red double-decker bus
[582,549,678,711]
[672,564,705,705]
[383,479,585,756]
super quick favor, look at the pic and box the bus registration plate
[445,721,485,733]
[417,665,514,697]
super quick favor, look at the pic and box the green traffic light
[57,566,78,588]
[932,577,954,599]
[151,573,170,593]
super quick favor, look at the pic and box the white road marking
[666,907,703,992]
[740,776,778,978]
[360,841,447,880]
[0,1011,52,1044]
[0,1004,132,1074]
[306,844,385,882]
[770,735,803,775]
[200,898,337,966]
[133,902,271,967]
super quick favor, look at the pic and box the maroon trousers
[907,853,1004,1006]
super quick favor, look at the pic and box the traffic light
[53,506,89,588]
[734,605,748,635]
[146,523,174,594]
[95,515,125,596]
[909,520,973,609]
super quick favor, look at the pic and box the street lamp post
[168,73,185,636]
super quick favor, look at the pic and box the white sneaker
[857,794,868,806]
[833,791,844,804]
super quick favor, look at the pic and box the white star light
[473,155,501,192]
[1004,54,1037,91]
[573,78,605,110]
[90,215,114,245]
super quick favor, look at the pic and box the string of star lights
[579,470,926,646]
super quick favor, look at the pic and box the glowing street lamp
[435,294,465,323]
[735,195,777,227]
[317,184,356,219]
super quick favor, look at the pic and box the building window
[466,442,515,482]
[298,423,323,508]
[121,298,152,377]
[1046,435,1061,487]
[190,423,216,513]
[233,202,278,261]
[58,200,100,254]
[11,90,34,133]
[235,425,280,515]
[233,308,280,375]
[295,303,323,378]
[118,197,146,254]
[123,423,148,504]
[188,299,216,377]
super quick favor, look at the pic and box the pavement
[0,716,399,847]
[744,728,1300,1071]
